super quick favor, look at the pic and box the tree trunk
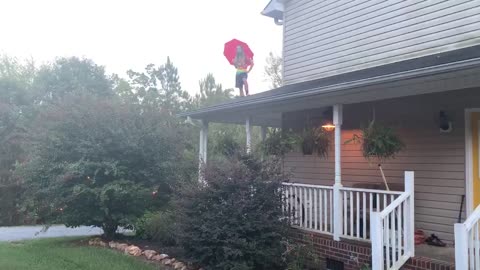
[102,222,118,240]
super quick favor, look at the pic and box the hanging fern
[301,127,330,158]
[346,120,404,161]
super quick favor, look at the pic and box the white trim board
[464,108,480,216]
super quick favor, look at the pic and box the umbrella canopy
[224,39,254,65]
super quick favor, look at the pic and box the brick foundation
[292,229,455,270]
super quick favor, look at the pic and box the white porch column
[246,117,252,154]
[198,120,208,182]
[333,104,343,241]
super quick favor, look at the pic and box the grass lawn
[0,237,164,270]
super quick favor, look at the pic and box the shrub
[174,155,289,270]
[135,210,177,246]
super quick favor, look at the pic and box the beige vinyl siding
[283,0,480,85]
[282,89,480,243]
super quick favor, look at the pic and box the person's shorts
[235,72,248,89]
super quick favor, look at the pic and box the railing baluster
[323,189,327,232]
[383,194,387,211]
[330,190,333,233]
[385,214,390,268]
[403,200,407,257]
[319,188,323,231]
[314,188,318,230]
[391,207,396,264]
[363,192,367,239]
[356,191,360,238]
[309,188,313,229]
[376,193,380,211]
[398,201,403,257]
[301,187,305,228]
[476,222,479,269]
[343,191,347,236]
[289,186,293,224]
[369,192,373,216]
[350,191,353,237]
[470,228,474,269]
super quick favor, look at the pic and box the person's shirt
[234,58,253,73]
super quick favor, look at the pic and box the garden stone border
[88,238,201,270]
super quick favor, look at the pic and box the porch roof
[180,46,480,127]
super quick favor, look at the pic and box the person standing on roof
[233,45,254,96]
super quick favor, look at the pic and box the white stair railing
[371,171,415,270]
[282,183,334,234]
[340,187,402,241]
[455,204,480,270]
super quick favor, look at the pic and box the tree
[127,57,191,114]
[33,57,114,103]
[193,73,233,108]
[16,95,189,238]
[0,55,36,225]
[264,52,283,89]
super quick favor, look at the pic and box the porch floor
[415,244,455,264]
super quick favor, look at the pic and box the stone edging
[88,237,201,270]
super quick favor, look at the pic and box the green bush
[174,155,290,270]
[135,210,177,246]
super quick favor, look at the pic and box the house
[180,1,480,269]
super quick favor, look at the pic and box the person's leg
[243,79,249,96]
[236,73,245,96]
[243,74,249,95]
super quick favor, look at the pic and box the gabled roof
[261,0,284,20]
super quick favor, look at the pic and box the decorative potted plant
[300,127,330,158]
[346,120,404,190]
[301,128,315,155]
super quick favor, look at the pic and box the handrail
[282,182,333,189]
[340,186,403,195]
[463,204,480,230]
[379,193,409,219]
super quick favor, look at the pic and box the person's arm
[248,59,254,73]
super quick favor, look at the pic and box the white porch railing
[340,187,402,241]
[282,172,415,270]
[455,204,480,270]
[371,171,415,270]
[282,183,334,234]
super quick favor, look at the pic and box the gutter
[179,57,480,118]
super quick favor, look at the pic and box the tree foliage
[16,94,190,238]
[193,73,233,108]
[126,57,191,114]
[264,52,283,89]
[33,57,114,103]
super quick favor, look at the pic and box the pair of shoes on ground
[425,234,446,247]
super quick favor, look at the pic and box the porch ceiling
[180,55,480,127]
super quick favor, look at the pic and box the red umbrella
[224,39,254,65]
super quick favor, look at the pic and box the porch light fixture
[322,123,335,132]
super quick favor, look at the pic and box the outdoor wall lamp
[439,111,453,133]
[322,123,335,132]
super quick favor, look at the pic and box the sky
[0,0,283,95]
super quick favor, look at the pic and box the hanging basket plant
[346,120,404,190]
[300,127,330,158]
[347,120,404,161]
